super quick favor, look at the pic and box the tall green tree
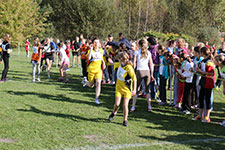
[0,0,48,46]
[40,0,127,40]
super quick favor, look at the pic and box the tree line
[0,0,224,46]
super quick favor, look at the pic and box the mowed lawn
[0,49,225,150]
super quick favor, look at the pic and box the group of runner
[0,33,225,127]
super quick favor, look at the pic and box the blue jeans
[103,66,110,82]
[150,71,159,99]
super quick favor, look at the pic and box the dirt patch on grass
[0,138,16,143]
[84,135,98,142]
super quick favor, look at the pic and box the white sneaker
[37,78,41,82]
[95,99,100,105]
[148,105,152,112]
[130,106,135,112]
[32,79,35,83]
[81,79,88,87]
[220,120,225,127]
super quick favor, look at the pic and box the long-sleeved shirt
[148,44,159,72]
[177,61,194,83]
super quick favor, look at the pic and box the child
[82,38,105,104]
[108,52,137,127]
[25,39,30,57]
[130,39,154,112]
[214,54,225,126]
[31,38,42,82]
[173,54,186,109]
[177,55,194,114]
[80,38,89,82]
[195,47,216,122]
[58,42,70,83]
[158,49,169,105]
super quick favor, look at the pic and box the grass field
[0,49,225,150]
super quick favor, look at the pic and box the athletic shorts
[62,61,70,66]
[115,80,132,99]
[45,53,53,60]
[72,52,80,56]
[88,70,102,82]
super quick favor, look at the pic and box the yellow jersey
[116,64,136,92]
[87,48,104,73]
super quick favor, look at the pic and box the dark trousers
[1,52,9,80]
[159,75,167,102]
[182,82,193,111]
[199,88,212,110]
[81,59,87,77]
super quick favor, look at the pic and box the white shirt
[177,61,194,83]
[134,49,151,70]
[59,45,69,64]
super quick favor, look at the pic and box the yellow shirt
[87,48,103,73]
[116,64,136,91]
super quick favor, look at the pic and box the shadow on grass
[140,134,225,150]
[17,105,106,123]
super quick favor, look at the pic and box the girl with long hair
[108,52,136,126]
[130,39,154,112]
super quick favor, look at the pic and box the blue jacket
[119,38,131,50]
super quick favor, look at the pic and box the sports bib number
[117,66,126,81]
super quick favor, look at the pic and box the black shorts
[45,53,53,60]
[72,51,80,56]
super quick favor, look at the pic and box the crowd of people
[0,33,225,127]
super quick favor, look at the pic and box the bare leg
[123,98,130,121]
[113,97,122,115]
[131,94,138,111]
[95,79,101,99]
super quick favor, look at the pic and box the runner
[58,42,70,83]
[31,37,42,82]
[82,37,105,104]
[108,52,136,126]
[43,38,54,79]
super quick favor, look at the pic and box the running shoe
[81,79,88,87]
[32,79,35,83]
[59,78,64,82]
[95,99,100,105]
[148,105,152,112]
[130,106,135,112]
[66,68,70,71]
[220,120,225,127]
[108,112,115,121]
[110,81,115,85]
[102,81,106,84]
[107,80,111,84]
[123,120,128,127]
[37,78,41,82]
[182,110,191,115]
[65,79,69,83]
[202,117,210,123]
[192,115,202,120]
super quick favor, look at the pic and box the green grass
[0,49,225,150]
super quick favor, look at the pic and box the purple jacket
[148,44,159,72]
